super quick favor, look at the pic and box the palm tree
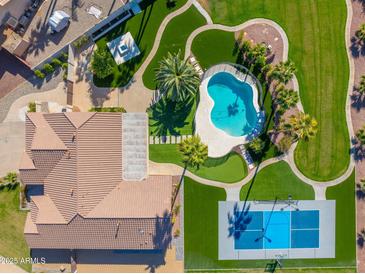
[280,112,318,141]
[275,85,299,113]
[246,43,267,68]
[356,125,365,145]
[155,51,200,102]
[357,75,365,95]
[248,137,265,154]
[179,135,208,170]
[3,172,18,185]
[356,23,365,44]
[270,60,297,84]
[277,135,293,153]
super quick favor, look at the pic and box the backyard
[0,185,30,272]
[184,164,356,272]
[192,0,350,181]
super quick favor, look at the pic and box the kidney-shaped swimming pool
[208,72,259,137]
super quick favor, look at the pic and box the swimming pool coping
[195,64,261,158]
[218,200,336,260]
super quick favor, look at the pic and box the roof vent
[72,133,76,142]
[67,151,71,159]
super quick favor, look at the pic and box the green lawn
[0,185,30,272]
[239,161,314,201]
[93,0,186,87]
[184,163,356,272]
[148,97,197,136]
[192,1,350,181]
[150,144,247,183]
[142,6,206,89]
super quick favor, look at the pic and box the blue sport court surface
[218,201,335,260]
[234,210,319,250]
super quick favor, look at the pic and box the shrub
[72,35,89,49]
[174,229,180,238]
[43,63,54,74]
[51,58,62,67]
[60,52,68,61]
[91,48,114,79]
[28,102,36,112]
[34,69,45,79]
[62,63,68,70]
[89,106,127,112]
[173,204,181,216]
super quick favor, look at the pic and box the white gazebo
[107,32,141,65]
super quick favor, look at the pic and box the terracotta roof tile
[64,112,95,129]
[87,176,172,218]
[21,113,173,250]
[24,213,38,234]
[19,152,36,170]
[32,195,67,224]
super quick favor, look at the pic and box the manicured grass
[193,0,350,180]
[239,161,314,201]
[150,144,247,183]
[148,97,196,136]
[0,185,30,272]
[142,6,206,89]
[184,163,356,271]
[94,0,186,87]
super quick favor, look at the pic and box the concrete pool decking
[195,63,261,157]
[218,200,335,260]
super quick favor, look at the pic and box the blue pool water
[207,72,258,137]
[234,210,320,250]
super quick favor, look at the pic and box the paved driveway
[0,49,33,99]
[0,121,25,178]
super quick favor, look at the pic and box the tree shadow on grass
[149,96,194,136]
[351,91,365,111]
[356,183,365,200]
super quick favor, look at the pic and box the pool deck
[218,200,336,260]
[195,63,261,157]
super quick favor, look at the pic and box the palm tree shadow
[351,91,365,111]
[356,183,365,200]
[227,202,253,239]
[149,96,194,136]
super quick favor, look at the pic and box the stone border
[195,63,261,157]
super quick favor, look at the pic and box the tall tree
[357,75,365,95]
[179,135,208,169]
[356,125,365,145]
[248,137,265,154]
[275,85,299,113]
[155,51,200,102]
[270,60,297,84]
[356,23,365,44]
[280,112,318,141]
[91,47,114,79]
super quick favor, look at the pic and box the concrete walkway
[0,82,67,177]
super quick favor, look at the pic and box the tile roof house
[20,112,174,254]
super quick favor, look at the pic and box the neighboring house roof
[21,112,173,250]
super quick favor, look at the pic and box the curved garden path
[145,8,356,201]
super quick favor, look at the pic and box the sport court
[219,200,335,260]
